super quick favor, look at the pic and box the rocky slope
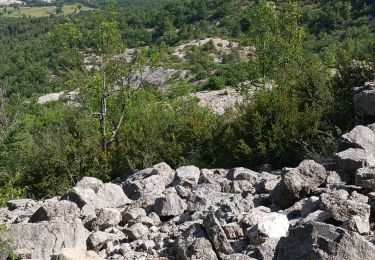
[2,81,375,260]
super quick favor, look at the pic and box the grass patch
[3,4,92,18]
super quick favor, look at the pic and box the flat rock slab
[1,220,88,259]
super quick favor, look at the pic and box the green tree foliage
[244,0,304,79]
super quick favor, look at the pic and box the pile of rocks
[2,81,375,260]
[1,158,375,260]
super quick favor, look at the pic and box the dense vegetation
[0,0,374,203]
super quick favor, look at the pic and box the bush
[111,90,218,174]
[216,86,336,169]
[205,75,226,90]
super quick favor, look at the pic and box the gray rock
[226,168,260,185]
[356,167,375,190]
[298,210,331,224]
[270,160,326,209]
[87,231,122,252]
[222,223,244,239]
[122,175,166,200]
[134,216,155,227]
[199,169,231,193]
[0,220,88,260]
[154,193,187,217]
[176,166,201,187]
[176,185,193,198]
[90,208,121,231]
[282,196,320,220]
[151,162,175,185]
[340,125,375,151]
[61,180,131,210]
[148,212,161,226]
[186,185,231,212]
[7,199,36,211]
[245,212,289,244]
[203,212,234,255]
[231,180,256,194]
[221,254,256,260]
[122,208,146,223]
[354,83,375,117]
[29,201,79,223]
[175,223,218,260]
[125,223,149,240]
[140,239,156,253]
[336,148,375,172]
[51,248,100,260]
[215,195,254,223]
[320,190,370,234]
[76,177,103,191]
[256,172,280,193]
[276,222,375,260]
[251,238,279,260]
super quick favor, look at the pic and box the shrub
[216,86,336,169]
[205,75,226,90]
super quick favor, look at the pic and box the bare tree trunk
[100,69,108,153]
[0,88,7,126]
[107,105,125,146]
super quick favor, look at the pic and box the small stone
[90,208,121,231]
[153,193,186,217]
[175,165,201,187]
[125,223,149,240]
[222,223,244,239]
[7,199,36,211]
[122,208,146,223]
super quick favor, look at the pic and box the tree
[245,0,304,80]
[83,47,166,154]
[78,6,167,155]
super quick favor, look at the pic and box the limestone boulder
[29,201,79,223]
[270,160,326,209]
[154,193,187,217]
[355,167,375,190]
[0,220,88,259]
[276,222,375,260]
[320,190,370,234]
[61,179,131,211]
[353,82,375,117]
[336,148,375,172]
[339,125,375,151]
[122,175,166,201]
